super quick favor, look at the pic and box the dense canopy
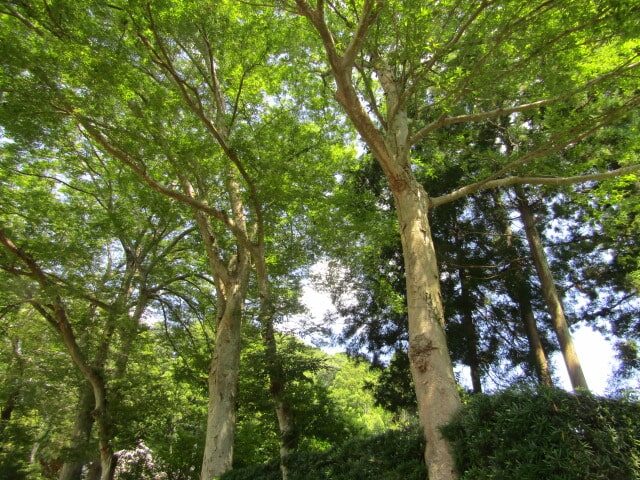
[0,1,638,480]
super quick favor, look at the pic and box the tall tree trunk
[255,245,297,480]
[491,191,553,386]
[263,314,296,480]
[197,173,251,480]
[200,303,243,480]
[157,164,250,480]
[519,292,553,386]
[59,383,95,480]
[515,187,589,391]
[396,182,462,480]
[293,7,462,478]
[458,268,482,393]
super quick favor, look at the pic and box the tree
[288,1,640,478]
[325,158,556,392]
[0,2,346,478]
[515,185,589,390]
[0,130,195,478]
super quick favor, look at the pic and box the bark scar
[409,333,438,373]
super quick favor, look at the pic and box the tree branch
[354,62,386,128]
[77,119,246,239]
[295,0,407,189]
[430,91,640,207]
[341,0,381,69]
[295,0,341,69]
[433,165,639,207]
[411,98,555,145]
[0,227,53,288]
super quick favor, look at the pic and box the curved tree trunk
[515,187,589,391]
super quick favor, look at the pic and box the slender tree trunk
[200,304,243,480]
[518,291,553,386]
[395,182,461,480]
[30,442,40,466]
[59,383,95,480]
[515,187,589,391]
[262,315,296,480]
[255,246,297,480]
[491,190,553,386]
[458,268,482,393]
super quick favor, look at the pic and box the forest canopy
[0,1,639,480]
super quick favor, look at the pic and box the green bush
[224,387,640,480]
[441,387,640,480]
[221,427,426,480]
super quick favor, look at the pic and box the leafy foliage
[221,427,426,480]
[1,1,639,479]
[233,334,395,467]
[442,387,640,480]
[226,386,640,480]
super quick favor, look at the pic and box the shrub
[221,427,426,480]
[441,387,640,480]
[224,387,640,480]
